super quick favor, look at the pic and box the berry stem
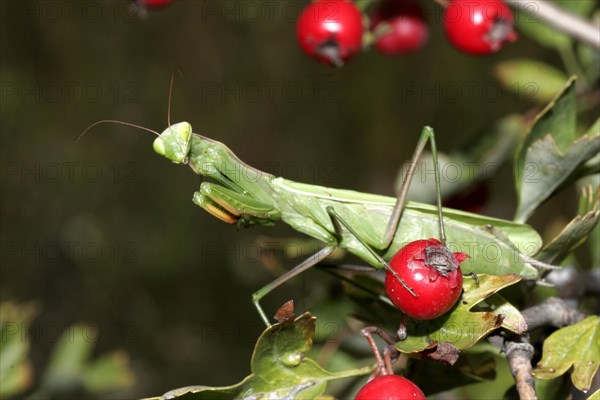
[361,327,390,376]
[361,326,401,376]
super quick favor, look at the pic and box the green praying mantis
[82,111,553,326]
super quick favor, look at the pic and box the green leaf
[553,0,596,16]
[588,388,600,400]
[40,324,95,391]
[515,6,571,49]
[395,275,526,357]
[534,376,572,400]
[513,0,595,49]
[38,324,135,395]
[516,76,577,170]
[0,302,37,397]
[154,313,373,400]
[538,185,600,264]
[83,350,135,393]
[533,316,600,392]
[493,60,569,103]
[514,77,600,222]
[408,348,498,395]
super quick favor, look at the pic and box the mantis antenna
[76,120,160,143]
[78,73,181,143]
[167,73,174,127]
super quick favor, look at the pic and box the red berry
[296,0,364,67]
[385,238,468,320]
[370,0,428,55]
[133,0,174,8]
[355,375,426,400]
[142,0,173,8]
[443,0,517,55]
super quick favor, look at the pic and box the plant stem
[505,338,537,400]
[489,297,588,399]
[504,0,600,49]
[521,297,587,331]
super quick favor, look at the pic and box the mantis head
[153,122,193,164]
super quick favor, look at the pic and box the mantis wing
[274,179,542,279]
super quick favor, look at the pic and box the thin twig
[361,326,400,376]
[361,327,391,376]
[505,337,537,400]
[488,297,588,399]
[521,297,587,331]
[505,0,600,49]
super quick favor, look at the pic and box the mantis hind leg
[253,207,416,326]
[253,127,445,325]
[252,245,336,326]
[381,126,446,249]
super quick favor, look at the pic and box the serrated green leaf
[538,185,600,263]
[493,60,568,103]
[516,76,577,165]
[514,77,600,222]
[395,275,525,356]
[515,135,600,223]
[533,316,600,392]
[155,313,373,400]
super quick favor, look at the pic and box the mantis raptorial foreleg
[253,127,444,326]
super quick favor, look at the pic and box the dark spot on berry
[425,244,458,276]
[316,36,344,67]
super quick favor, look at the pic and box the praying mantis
[82,114,549,326]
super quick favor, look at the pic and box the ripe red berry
[143,0,173,7]
[355,374,426,400]
[385,238,468,320]
[133,0,173,9]
[443,0,517,55]
[370,0,428,55]
[296,0,364,67]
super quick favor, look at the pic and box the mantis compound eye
[154,122,193,163]
[153,137,166,157]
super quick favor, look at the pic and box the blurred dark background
[0,0,575,398]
